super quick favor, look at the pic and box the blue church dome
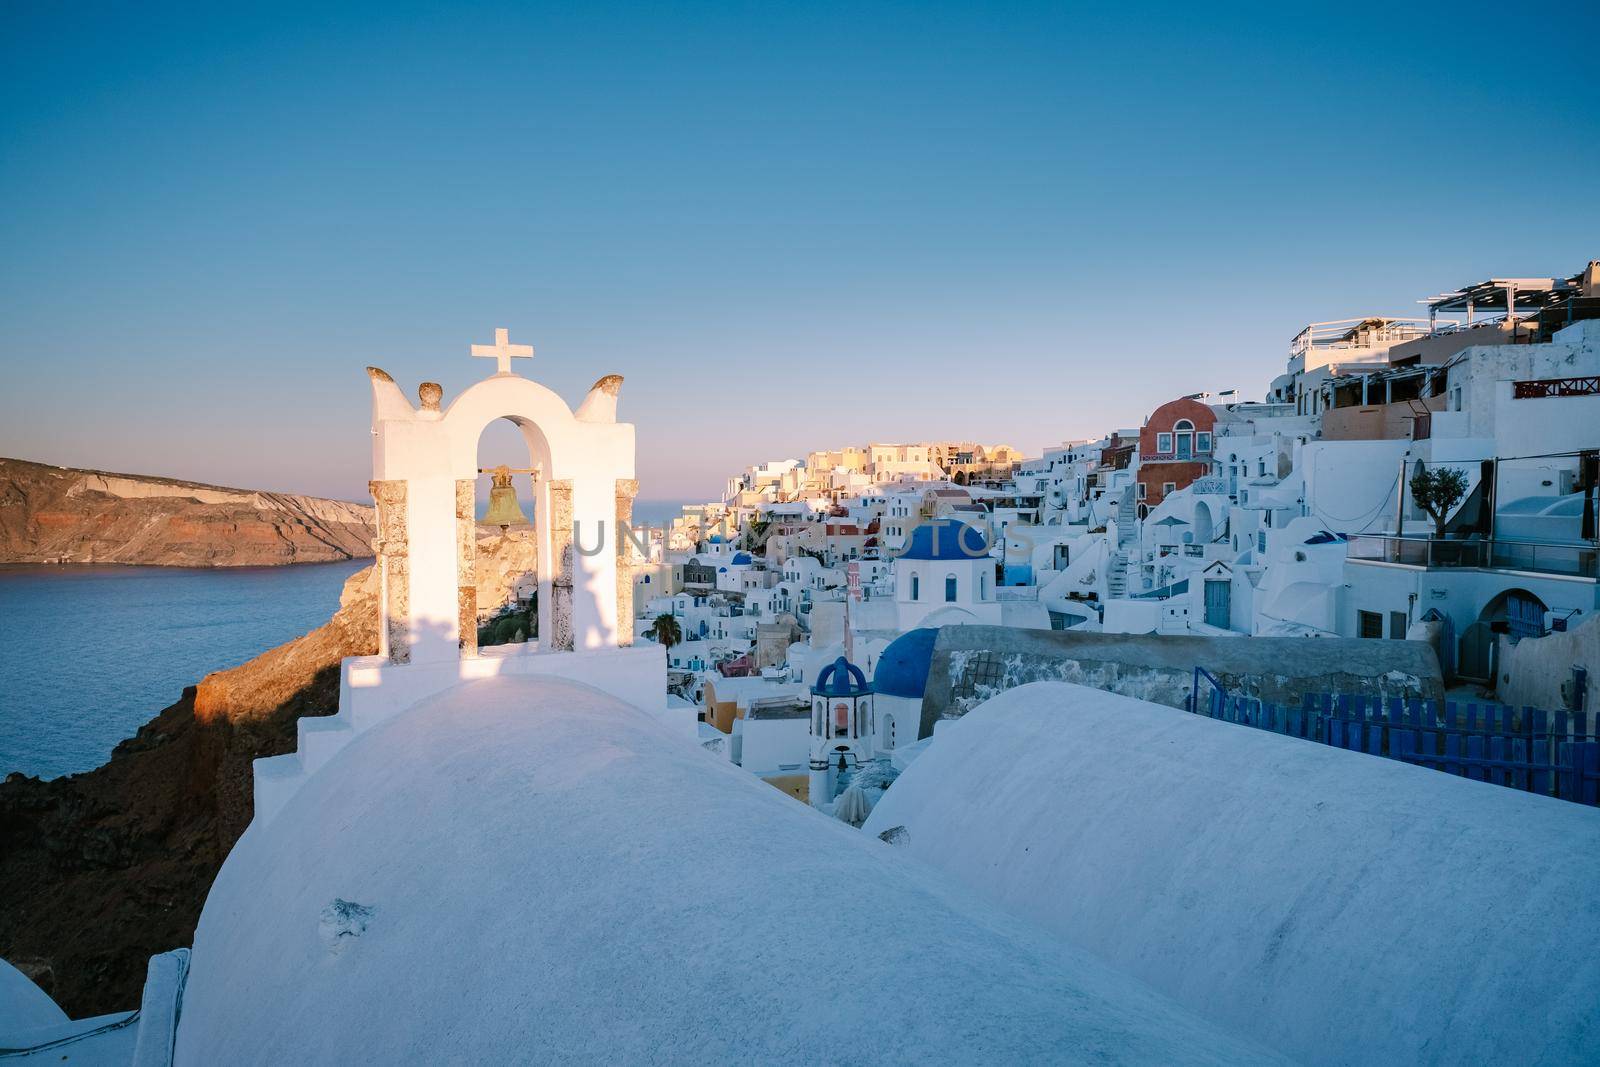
[812,656,870,697]
[731,551,753,565]
[898,521,988,561]
[874,628,937,699]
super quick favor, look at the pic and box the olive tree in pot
[1410,465,1469,539]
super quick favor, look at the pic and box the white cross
[470,327,534,375]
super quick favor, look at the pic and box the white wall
[736,718,810,776]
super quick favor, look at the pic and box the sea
[0,500,691,782]
[0,561,366,781]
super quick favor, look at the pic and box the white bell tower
[808,656,874,809]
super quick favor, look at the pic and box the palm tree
[651,613,682,661]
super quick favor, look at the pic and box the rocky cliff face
[0,536,537,1016]
[0,457,375,566]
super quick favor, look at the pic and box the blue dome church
[871,628,936,752]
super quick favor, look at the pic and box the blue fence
[1190,684,1600,807]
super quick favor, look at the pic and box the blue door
[1204,580,1231,628]
[1505,592,1545,641]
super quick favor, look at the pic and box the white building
[892,520,1049,631]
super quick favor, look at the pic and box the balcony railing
[1347,535,1598,578]
[1512,376,1600,399]
[1290,319,1433,359]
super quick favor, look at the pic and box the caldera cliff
[0,457,375,566]
[0,533,538,1016]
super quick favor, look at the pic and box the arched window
[945,574,958,601]
[1174,419,1194,459]
[910,574,920,601]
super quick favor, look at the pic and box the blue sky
[2,1,1596,503]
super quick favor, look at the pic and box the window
[1389,612,1408,639]
[1157,432,1173,454]
[1357,611,1384,639]
[1137,482,1147,500]
[910,574,920,601]
[1163,482,1176,495]
[945,575,958,602]
[1196,432,1212,453]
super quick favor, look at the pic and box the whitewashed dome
[176,676,1270,1065]
[864,681,1600,1065]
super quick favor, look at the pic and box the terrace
[1288,318,1433,374]
[1346,535,1598,580]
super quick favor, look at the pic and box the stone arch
[1478,587,1547,642]
[920,606,981,628]
[461,414,556,654]
[1192,500,1215,545]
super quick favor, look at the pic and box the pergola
[1420,276,1580,328]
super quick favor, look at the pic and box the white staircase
[1116,489,1138,547]
[1106,551,1128,598]
[253,708,363,825]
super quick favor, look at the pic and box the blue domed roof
[812,656,870,697]
[899,521,988,561]
[874,628,937,699]
[731,551,753,565]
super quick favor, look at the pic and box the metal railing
[1290,318,1432,359]
[1347,535,1599,578]
[1512,376,1600,398]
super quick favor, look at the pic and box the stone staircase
[1116,489,1138,547]
[252,704,366,827]
[1106,551,1128,598]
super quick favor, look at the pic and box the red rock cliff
[0,457,375,566]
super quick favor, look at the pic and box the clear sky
[2,2,1596,504]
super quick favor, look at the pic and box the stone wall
[369,479,410,664]
[615,478,639,647]
[1499,614,1597,711]
[919,626,1444,739]
[547,480,575,652]
[455,479,477,655]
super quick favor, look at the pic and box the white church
[5,330,1599,1066]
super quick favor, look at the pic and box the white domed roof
[177,676,1269,1064]
[865,681,1600,1065]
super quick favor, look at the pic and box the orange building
[1137,397,1217,509]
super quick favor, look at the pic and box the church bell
[483,466,531,531]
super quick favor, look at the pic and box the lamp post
[1000,520,1010,586]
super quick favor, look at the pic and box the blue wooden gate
[1204,580,1231,629]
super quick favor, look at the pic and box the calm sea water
[0,561,366,781]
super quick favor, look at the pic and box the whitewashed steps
[1107,551,1128,598]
